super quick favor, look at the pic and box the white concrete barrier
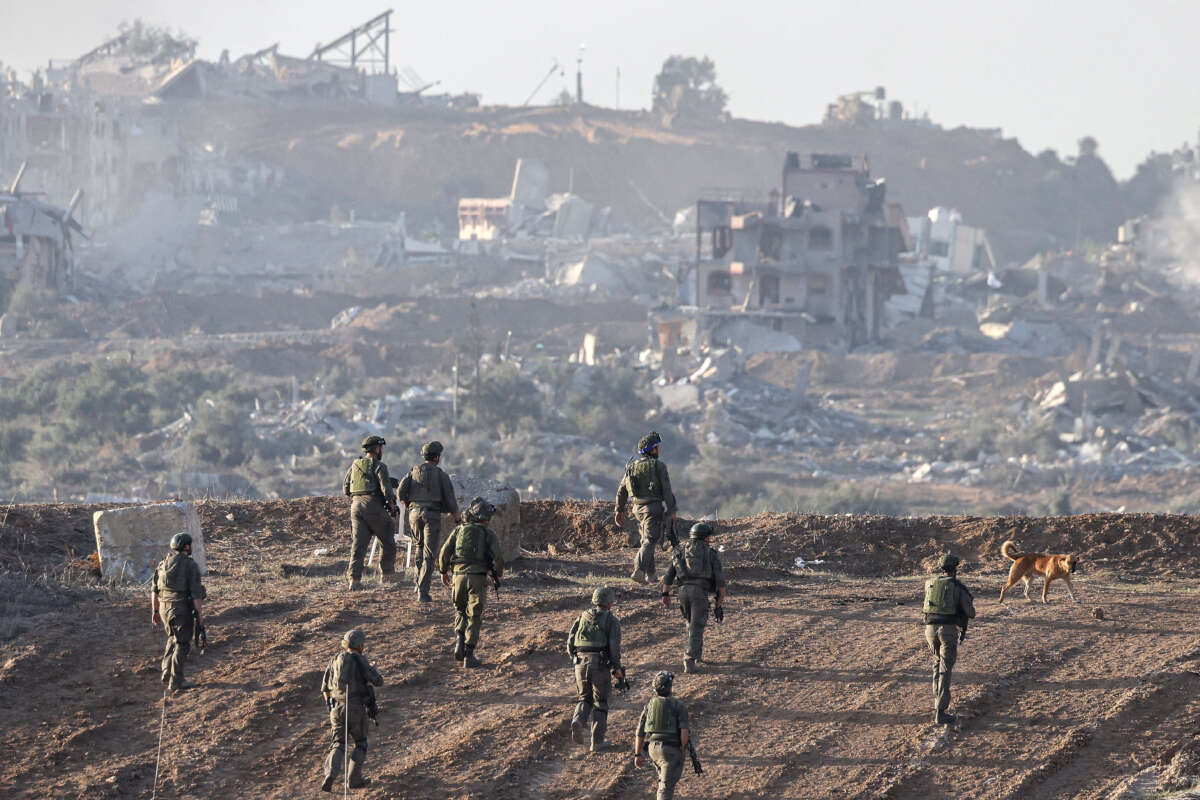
[93,502,205,582]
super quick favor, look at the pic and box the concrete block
[451,475,521,563]
[93,501,205,582]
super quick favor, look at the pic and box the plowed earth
[2,498,1199,799]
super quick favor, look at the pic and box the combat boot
[348,578,362,591]
[379,570,397,585]
[453,631,466,661]
[934,711,957,725]
[629,569,647,584]
[589,739,618,753]
[683,657,697,674]
[570,719,586,745]
[169,679,196,693]
[463,645,481,668]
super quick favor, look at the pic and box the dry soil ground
[2,498,1199,799]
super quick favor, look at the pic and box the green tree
[652,55,728,121]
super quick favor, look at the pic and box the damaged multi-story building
[679,152,909,349]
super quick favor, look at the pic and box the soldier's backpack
[348,456,378,495]
[676,540,710,582]
[626,457,663,502]
[453,523,490,566]
[923,575,961,616]
[573,609,610,650]
[644,696,680,738]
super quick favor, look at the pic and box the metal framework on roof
[309,10,393,75]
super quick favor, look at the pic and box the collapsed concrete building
[0,163,84,293]
[681,152,909,349]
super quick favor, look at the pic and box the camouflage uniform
[637,693,689,800]
[437,508,503,665]
[153,550,206,689]
[321,637,384,790]
[567,601,623,749]
[922,558,976,723]
[615,453,676,581]
[398,459,459,601]
[342,453,397,584]
[663,534,726,668]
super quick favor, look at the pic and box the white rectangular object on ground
[93,502,205,582]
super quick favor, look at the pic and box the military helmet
[592,586,615,606]
[465,497,497,522]
[421,440,444,459]
[653,670,675,695]
[169,532,192,552]
[638,431,662,454]
[361,435,386,450]
[342,629,366,649]
[689,522,715,539]
[937,554,961,571]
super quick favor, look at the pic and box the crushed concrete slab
[452,475,522,563]
[93,501,205,582]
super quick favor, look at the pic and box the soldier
[320,629,384,792]
[634,671,690,800]
[151,532,207,693]
[438,497,504,668]
[661,522,727,675]
[397,440,461,603]
[615,431,677,584]
[567,586,627,752]
[342,435,399,591]
[923,553,976,725]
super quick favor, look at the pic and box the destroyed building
[688,152,909,347]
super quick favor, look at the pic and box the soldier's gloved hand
[152,611,161,627]
[713,605,724,623]
[440,572,451,588]
[615,511,626,527]
[634,755,645,768]
[661,592,671,608]
[959,629,967,644]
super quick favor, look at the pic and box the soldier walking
[923,553,976,724]
[342,435,399,590]
[398,440,461,603]
[320,629,384,792]
[634,671,690,800]
[438,498,504,668]
[661,522,726,674]
[568,586,627,752]
[615,432,677,584]
[151,532,207,693]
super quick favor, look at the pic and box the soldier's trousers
[648,740,684,800]
[409,507,443,599]
[633,502,666,577]
[324,701,369,788]
[452,572,488,646]
[349,496,396,581]
[571,653,611,743]
[678,584,710,661]
[160,602,194,686]
[925,623,958,713]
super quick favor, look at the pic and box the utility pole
[576,44,585,105]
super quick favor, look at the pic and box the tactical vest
[627,457,663,503]
[676,540,712,584]
[644,696,681,741]
[349,457,379,496]
[923,576,961,616]
[573,609,610,651]
[406,463,441,507]
[453,523,490,569]
[157,554,192,603]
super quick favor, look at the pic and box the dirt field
[2,498,1199,799]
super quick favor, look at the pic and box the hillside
[3,498,1200,798]
[192,101,1133,263]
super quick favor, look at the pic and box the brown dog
[999,540,1079,604]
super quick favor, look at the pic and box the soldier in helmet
[567,586,627,752]
[437,497,504,668]
[151,532,207,693]
[615,431,677,585]
[320,628,384,792]
[634,671,690,800]
[923,553,976,725]
[397,440,461,603]
[661,522,727,674]
[342,435,399,591]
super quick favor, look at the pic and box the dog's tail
[1001,540,1020,561]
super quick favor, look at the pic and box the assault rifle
[687,740,703,774]
[192,607,207,654]
[613,667,630,692]
[489,568,501,595]
[364,684,379,727]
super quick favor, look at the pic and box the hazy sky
[4,0,1197,177]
